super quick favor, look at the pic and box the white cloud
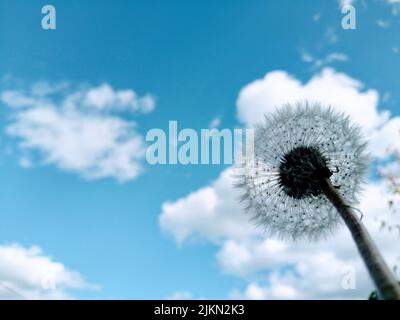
[1,82,155,181]
[1,82,154,114]
[236,68,399,159]
[232,182,400,300]
[166,291,194,300]
[1,90,37,108]
[316,53,348,67]
[231,278,299,300]
[160,166,400,299]
[369,117,400,157]
[159,169,256,245]
[236,68,385,131]
[0,243,95,299]
[160,68,400,299]
[300,51,348,68]
[84,84,155,113]
[31,81,69,97]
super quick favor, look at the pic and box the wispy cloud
[376,19,391,28]
[300,50,349,68]
[208,116,221,129]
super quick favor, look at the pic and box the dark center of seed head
[278,146,332,199]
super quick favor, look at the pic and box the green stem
[320,178,400,300]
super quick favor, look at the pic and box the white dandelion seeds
[235,101,400,300]
[236,102,368,241]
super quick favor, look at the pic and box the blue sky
[1,0,400,299]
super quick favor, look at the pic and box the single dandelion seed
[235,101,400,300]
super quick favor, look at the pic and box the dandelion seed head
[279,146,332,199]
[236,102,368,241]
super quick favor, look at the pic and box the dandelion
[236,101,400,299]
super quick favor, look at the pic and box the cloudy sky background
[1,0,400,299]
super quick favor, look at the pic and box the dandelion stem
[320,178,400,300]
